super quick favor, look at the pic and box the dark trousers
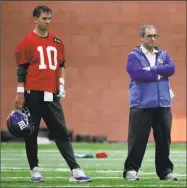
[24,90,80,170]
[124,107,174,179]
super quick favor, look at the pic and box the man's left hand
[143,67,151,71]
[57,84,66,100]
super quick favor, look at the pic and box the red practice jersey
[15,32,65,93]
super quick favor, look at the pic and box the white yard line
[0,186,185,188]
[1,168,186,177]
[1,176,186,179]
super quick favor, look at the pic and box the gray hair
[139,25,157,37]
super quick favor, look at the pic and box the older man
[123,25,177,181]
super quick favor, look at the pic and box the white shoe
[164,173,178,181]
[30,167,44,182]
[125,170,139,181]
[69,168,92,182]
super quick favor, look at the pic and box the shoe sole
[164,178,178,181]
[69,178,92,183]
[125,178,139,181]
[31,178,45,182]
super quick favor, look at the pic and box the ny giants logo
[18,120,27,130]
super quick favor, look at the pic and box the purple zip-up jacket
[127,46,175,108]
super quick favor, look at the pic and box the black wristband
[17,63,29,82]
[59,61,65,68]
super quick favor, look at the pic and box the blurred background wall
[1,1,186,142]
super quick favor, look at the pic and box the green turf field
[1,142,186,187]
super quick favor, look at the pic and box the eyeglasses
[144,34,158,39]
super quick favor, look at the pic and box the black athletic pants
[24,90,80,170]
[123,107,174,179]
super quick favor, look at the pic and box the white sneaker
[69,168,92,182]
[164,173,178,181]
[30,167,44,182]
[125,170,139,181]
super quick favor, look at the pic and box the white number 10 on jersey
[37,46,57,70]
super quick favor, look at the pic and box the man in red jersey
[15,5,92,183]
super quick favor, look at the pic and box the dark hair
[33,5,52,18]
[139,25,157,37]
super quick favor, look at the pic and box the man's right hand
[15,93,25,109]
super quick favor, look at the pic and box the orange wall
[1,1,186,142]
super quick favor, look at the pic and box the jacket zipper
[136,48,160,107]
[155,53,160,107]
